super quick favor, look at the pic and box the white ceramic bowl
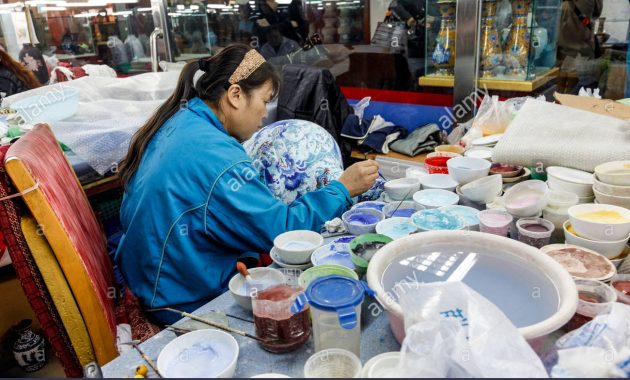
[463,146,493,161]
[384,178,422,201]
[594,161,630,186]
[418,174,458,191]
[446,157,491,185]
[543,207,569,232]
[405,166,428,180]
[593,187,630,209]
[366,231,578,352]
[503,180,548,217]
[440,205,480,231]
[273,230,323,265]
[228,267,286,310]
[593,174,630,197]
[547,167,594,197]
[563,220,629,259]
[412,189,460,209]
[382,201,424,218]
[546,188,579,211]
[342,208,385,236]
[568,203,630,241]
[460,174,502,204]
[376,217,418,239]
[157,329,239,378]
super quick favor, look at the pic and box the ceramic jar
[503,0,532,76]
[480,0,502,77]
[12,319,46,372]
[432,0,457,76]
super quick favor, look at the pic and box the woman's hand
[257,18,270,27]
[338,160,379,197]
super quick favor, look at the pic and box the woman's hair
[118,44,280,188]
[0,49,41,91]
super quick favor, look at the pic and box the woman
[0,47,41,98]
[116,44,377,324]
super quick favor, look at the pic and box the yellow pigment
[577,210,630,224]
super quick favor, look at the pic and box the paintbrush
[148,307,266,342]
[121,340,163,378]
[389,188,415,216]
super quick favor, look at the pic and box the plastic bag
[544,302,630,378]
[394,281,547,378]
[351,96,371,120]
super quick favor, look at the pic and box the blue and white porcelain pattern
[244,120,344,204]
[244,119,383,203]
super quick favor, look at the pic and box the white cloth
[82,64,117,78]
[492,99,630,172]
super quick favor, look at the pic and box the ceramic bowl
[435,144,465,154]
[310,241,355,269]
[375,217,418,239]
[351,201,387,212]
[412,189,460,209]
[384,178,422,201]
[463,146,493,161]
[405,166,429,180]
[568,203,630,241]
[157,329,239,378]
[460,174,503,204]
[270,248,313,270]
[503,167,531,184]
[593,187,630,209]
[593,174,630,197]
[490,163,523,178]
[342,208,385,236]
[594,161,630,186]
[411,209,465,231]
[382,201,424,218]
[250,374,290,378]
[298,264,359,289]
[540,244,617,281]
[543,207,570,232]
[455,184,501,209]
[228,267,286,310]
[446,157,491,185]
[563,220,629,259]
[503,180,548,217]
[273,230,323,265]
[546,167,594,198]
[439,205,480,231]
[546,188,579,211]
[418,174,458,191]
[349,234,393,275]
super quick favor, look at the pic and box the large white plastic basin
[366,231,577,352]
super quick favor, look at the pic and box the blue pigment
[392,208,416,218]
[354,202,386,211]
[347,214,380,225]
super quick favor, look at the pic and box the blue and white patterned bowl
[311,242,356,269]
[439,205,480,231]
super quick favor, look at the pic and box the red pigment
[565,291,604,331]
[492,165,519,173]
[253,285,311,353]
[612,281,630,296]
[578,292,602,303]
[521,223,549,233]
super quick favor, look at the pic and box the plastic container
[293,275,372,356]
[516,218,555,248]
[424,156,451,174]
[303,348,362,378]
[360,352,401,378]
[610,274,630,305]
[478,209,513,236]
[564,279,617,331]
[252,285,311,353]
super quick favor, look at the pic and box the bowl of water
[366,231,577,352]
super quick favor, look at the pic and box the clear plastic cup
[610,274,630,305]
[303,348,362,378]
[478,209,513,236]
[565,279,617,331]
[516,217,555,248]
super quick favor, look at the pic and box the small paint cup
[303,348,362,378]
[478,209,513,237]
[565,279,617,331]
[610,274,630,305]
[516,218,555,248]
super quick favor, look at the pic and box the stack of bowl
[593,161,630,208]
[270,230,323,270]
[565,204,630,267]
[546,166,594,204]
[543,189,579,239]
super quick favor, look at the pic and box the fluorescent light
[207,4,224,8]
[25,0,59,5]
[176,4,184,9]
[112,10,131,14]
[42,5,67,9]
[136,6,151,11]
[190,4,199,10]
[73,11,98,16]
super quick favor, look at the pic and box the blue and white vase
[12,319,46,373]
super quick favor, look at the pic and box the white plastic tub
[366,231,577,353]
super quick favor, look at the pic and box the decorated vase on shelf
[479,0,502,78]
[12,319,46,373]
[431,0,457,76]
[503,0,532,77]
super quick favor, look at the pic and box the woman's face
[225,80,274,142]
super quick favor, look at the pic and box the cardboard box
[554,92,630,121]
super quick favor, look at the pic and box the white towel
[492,99,630,172]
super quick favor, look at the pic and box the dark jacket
[276,64,355,167]
[558,0,603,60]
[255,0,302,44]
[0,64,30,99]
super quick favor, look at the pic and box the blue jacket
[115,97,352,323]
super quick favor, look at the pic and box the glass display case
[420,0,561,91]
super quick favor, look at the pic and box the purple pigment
[521,223,549,233]
[392,208,416,218]
[347,214,380,225]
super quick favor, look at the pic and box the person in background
[0,45,41,99]
[558,0,603,62]
[116,44,378,324]
[260,25,301,59]
[255,0,302,45]
[19,44,50,86]
[388,0,427,81]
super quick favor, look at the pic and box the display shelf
[419,66,559,92]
